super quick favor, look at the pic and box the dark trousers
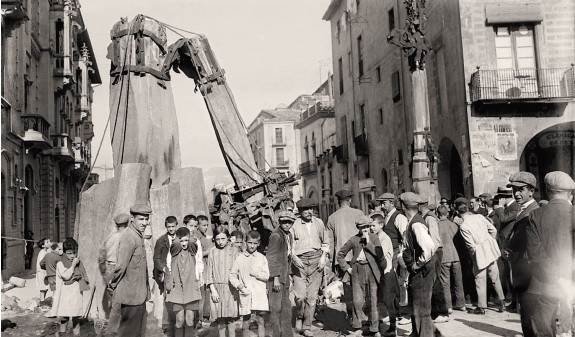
[519,292,558,337]
[409,265,436,337]
[198,285,210,320]
[351,263,379,332]
[498,257,513,301]
[431,249,448,317]
[269,281,293,337]
[118,303,147,337]
[439,261,465,309]
[381,270,399,324]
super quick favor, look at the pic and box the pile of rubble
[1,277,50,314]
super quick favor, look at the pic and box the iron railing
[471,67,575,102]
[354,133,369,156]
[299,161,317,175]
[334,144,348,163]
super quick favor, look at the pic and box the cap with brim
[454,197,469,206]
[355,216,373,228]
[130,204,153,215]
[417,194,429,205]
[335,190,354,199]
[399,192,419,206]
[544,171,575,191]
[296,198,318,209]
[478,193,492,199]
[376,192,395,201]
[277,210,296,222]
[507,171,537,188]
[114,213,130,225]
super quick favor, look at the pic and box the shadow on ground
[455,318,520,337]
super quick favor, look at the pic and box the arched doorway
[521,121,575,200]
[438,137,465,200]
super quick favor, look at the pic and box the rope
[141,15,202,38]
[1,236,36,243]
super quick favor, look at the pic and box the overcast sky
[81,0,333,174]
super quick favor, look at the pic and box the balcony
[299,161,317,176]
[21,114,52,151]
[45,133,74,161]
[334,144,348,163]
[470,67,575,103]
[275,160,290,168]
[73,137,86,165]
[52,55,72,78]
[83,121,94,140]
[354,133,369,157]
[1,0,28,23]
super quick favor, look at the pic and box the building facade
[1,0,101,276]
[323,0,574,212]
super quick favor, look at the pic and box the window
[495,24,536,70]
[359,104,366,134]
[378,108,383,124]
[55,178,60,199]
[348,51,352,76]
[275,128,283,144]
[55,19,64,54]
[340,115,348,145]
[351,120,356,138]
[397,149,403,165]
[391,71,401,102]
[343,162,349,184]
[338,57,344,95]
[357,35,364,78]
[388,8,395,32]
[376,66,381,83]
[336,20,341,44]
[275,148,285,164]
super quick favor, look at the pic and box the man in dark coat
[267,211,296,337]
[109,204,152,337]
[152,216,178,331]
[525,171,575,336]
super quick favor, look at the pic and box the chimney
[327,70,333,100]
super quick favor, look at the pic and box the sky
[81,0,333,175]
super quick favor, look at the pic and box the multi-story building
[323,0,574,212]
[296,77,336,222]
[1,0,101,276]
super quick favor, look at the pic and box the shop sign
[538,131,575,148]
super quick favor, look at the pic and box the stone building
[1,0,101,276]
[296,78,336,222]
[323,0,574,212]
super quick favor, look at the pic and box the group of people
[34,170,574,337]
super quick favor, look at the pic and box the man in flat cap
[337,216,385,335]
[399,192,438,337]
[326,190,364,318]
[109,204,152,337]
[267,210,296,337]
[504,172,539,321]
[291,198,329,336]
[524,171,575,336]
[99,213,130,329]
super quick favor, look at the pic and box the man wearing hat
[477,193,492,217]
[291,198,329,336]
[109,204,152,337]
[504,172,539,318]
[336,216,386,335]
[524,171,575,336]
[99,213,130,327]
[267,210,296,337]
[399,192,438,337]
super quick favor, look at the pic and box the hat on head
[399,192,419,206]
[355,216,373,228]
[277,210,296,222]
[114,213,130,225]
[453,197,469,206]
[544,171,575,191]
[478,193,492,199]
[130,204,153,215]
[417,194,429,205]
[335,190,354,200]
[507,171,537,188]
[496,187,513,197]
[296,198,318,210]
[376,192,395,201]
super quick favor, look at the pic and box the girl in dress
[46,238,89,335]
[206,226,240,337]
[166,227,202,337]
[36,238,51,301]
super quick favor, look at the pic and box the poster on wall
[470,131,497,153]
[495,132,518,161]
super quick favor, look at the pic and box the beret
[544,171,575,191]
[376,192,395,201]
[296,198,318,209]
[130,204,153,215]
[114,213,130,225]
[355,216,373,227]
[478,193,492,199]
[496,186,513,197]
[507,171,537,188]
[399,192,419,206]
[335,190,354,199]
[277,210,296,221]
[453,197,469,206]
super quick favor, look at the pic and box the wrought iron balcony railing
[21,114,52,150]
[299,161,317,175]
[334,144,348,163]
[470,67,575,102]
[354,133,369,156]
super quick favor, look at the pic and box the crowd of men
[95,170,574,337]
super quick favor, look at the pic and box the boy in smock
[230,230,270,337]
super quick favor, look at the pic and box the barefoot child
[230,230,269,337]
[36,238,52,301]
[166,227,202,337]
[206,226,240,337]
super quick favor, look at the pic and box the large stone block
[170,167,209,218]
[149,182,182,245]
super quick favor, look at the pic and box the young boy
[230,230,270,337]
[337,216,386,336]
[267,211,296,337]
[231,230,246,253]
[370,213,397,336]
[183,214,198,233]
[196,215,213,323]
[40,242,63,292]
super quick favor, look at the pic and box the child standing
[206,226,240,337]
[36,238,51,301]
[197,215,214,323]
[230,230,246,253]
[166,227,202,337]
[230,230,269,337]
[46,238,89,335]
[40,242,62,292]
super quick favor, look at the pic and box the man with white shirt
[400,192,438,337]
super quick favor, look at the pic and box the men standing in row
[109,204,152,337]
[291,198,330,337]
[400,192,438,337]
